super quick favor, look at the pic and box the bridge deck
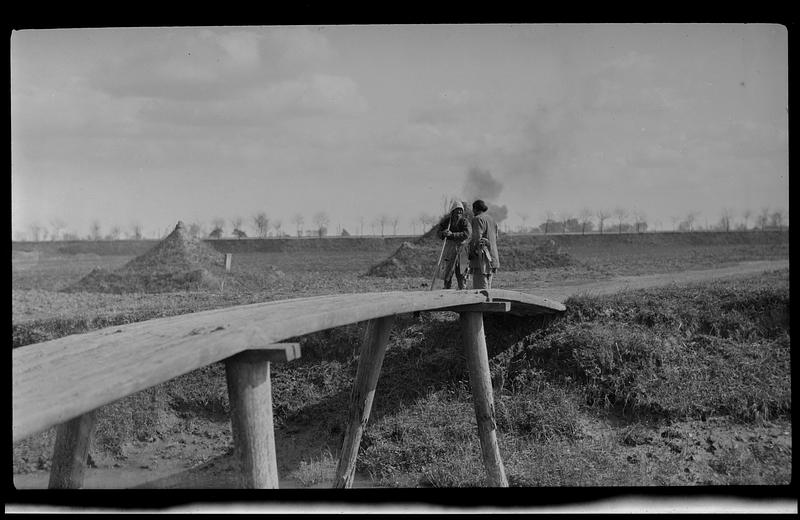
[13,289,564,442]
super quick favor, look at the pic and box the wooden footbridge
[13,289,565,489]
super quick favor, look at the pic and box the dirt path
[13,260,790,490]
[499,259,789,301]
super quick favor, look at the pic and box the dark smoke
[463,166,503,201]
[462,166,508,224]
[487,204,508,223]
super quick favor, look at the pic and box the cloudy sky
[11,24,788,238]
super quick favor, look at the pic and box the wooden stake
[459,311,509,487]
[334,315,395,488]
[48,411,97,489]
[225,351,279,489]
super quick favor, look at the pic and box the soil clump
[63,221,282,294]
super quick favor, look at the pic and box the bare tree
[28,222,43,242]
[770,209,785,231]
[670,215,680,232]
[542,210,556,235]
[377,213,390,237]
[229,217,245,238]
[312,211,330,237]
[632,210,648,233]
[741,209,752,231]
[559,211,573,233]
[596,210,611,234]
[107,225,122,240]
[390,216,400,235]
[49,218,67,241]
[359,216,365,236]
[272,219,283,237]
[518,212,529,233]
[89,220,102,241]
[719,208,734,232]
[578,208,593,235]
[187,222,203,238]
[684,211,700,232]
[291,213,304,237]
[253,213,270,238]
[612,207,628,234]
[129,221,143,240]
[210,217,226,237]
[757,207,770,231]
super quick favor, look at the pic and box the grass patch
[500,269,791,423]
[289,448,338,487]
[93,387,173,458]
[495,383,583,442]
[359,388,483,487]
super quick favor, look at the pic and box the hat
[473,200,488,213]
[450,201,464,212]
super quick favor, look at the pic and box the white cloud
[88,27,337,102]
[264,26,335,67]
[299,74,369,114]
[137,73,368,128]
[214,30,262,68]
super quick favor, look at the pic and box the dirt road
[501,260,789,301]
[13,259,790,490]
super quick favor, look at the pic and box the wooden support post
[459,311,509,487]
[48,411,97,489]
[334,315,396,488]
[225,350,279,489]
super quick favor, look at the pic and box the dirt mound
[119,222,225,275]
[68,266,223,294]
[367,226,575,278]
[366,241,441,278]
[63,221,257,294]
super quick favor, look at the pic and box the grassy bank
[355,269,790,486]
[13,269,790,486]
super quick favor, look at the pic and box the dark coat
[469,212,500,273]
[436,212,472,280]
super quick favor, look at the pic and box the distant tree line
[511,207,788,235]
[15,206,788,242]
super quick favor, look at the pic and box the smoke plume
[463,166,503,202]
[462,166,509,224]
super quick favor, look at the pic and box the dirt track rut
[506,260,789,302]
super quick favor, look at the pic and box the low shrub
[504,270,791,423]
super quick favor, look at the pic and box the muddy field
[11,230,791,499]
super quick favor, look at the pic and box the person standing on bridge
[469,199,500,290]
[437,200,472,290]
